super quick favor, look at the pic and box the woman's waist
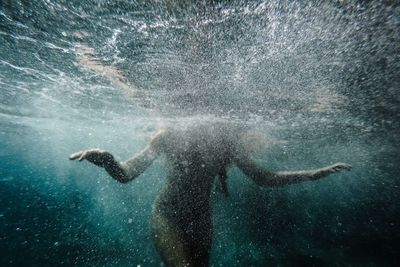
[153,191,212,220]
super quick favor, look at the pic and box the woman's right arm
[69,129,166,183]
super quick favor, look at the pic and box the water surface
[0,1,399,266]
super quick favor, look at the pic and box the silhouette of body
[69,123,351,266]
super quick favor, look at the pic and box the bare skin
[69,124,351,267]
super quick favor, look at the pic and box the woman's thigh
[150,210,212,267]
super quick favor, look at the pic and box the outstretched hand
[325,163,352,173]
[69,148,115,168]
[312,162,352,180]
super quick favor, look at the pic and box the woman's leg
[151,210,191,266]
[150,209,212,267]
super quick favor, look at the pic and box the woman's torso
[153,124,241,227]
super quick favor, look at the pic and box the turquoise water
[0,1,399,266]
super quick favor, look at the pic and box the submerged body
[151,125,240,266]
[69,123,351,266]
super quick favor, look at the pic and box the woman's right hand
[69,148,115,168]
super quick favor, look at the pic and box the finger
[334,166,346,172]
[343,164,352,171]
[78,151,88,161]
[336,164,352,172]
[337,163,352,171]
[69,151,83,160]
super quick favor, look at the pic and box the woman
[69,122,351,266]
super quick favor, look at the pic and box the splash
[0,1,399,266]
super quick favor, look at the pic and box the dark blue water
[1,1,399,266]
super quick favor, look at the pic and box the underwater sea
[0,0,399,266]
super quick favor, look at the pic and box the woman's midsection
[153,188,212,228]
